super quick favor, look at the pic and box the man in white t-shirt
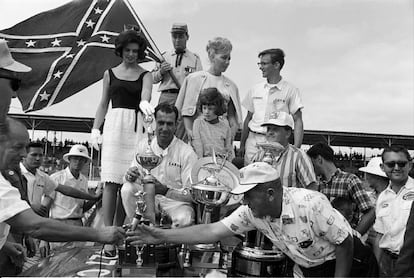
[240,48,304,165]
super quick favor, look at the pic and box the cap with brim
[231,162,280,194]
[171,23,188,33]
[261,111,294,129]
[63,144,91,163]
[359,157,387,178]
[0,39,31,72]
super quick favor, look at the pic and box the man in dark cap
[152,23,202,105]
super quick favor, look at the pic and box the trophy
[182,150,240,271]
[231,141,288,277]
[135,115,162,224]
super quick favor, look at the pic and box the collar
[20,162,35,177]
[264,78,285,91]
[385,176,414,193]
[65,167,82,181]
[151,136,178,157]
[204,117,219,124]
[172,49,187,56]
[323,168,342,184]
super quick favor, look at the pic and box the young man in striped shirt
[251,111,316,189]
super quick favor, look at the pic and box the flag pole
[123,0,181,88]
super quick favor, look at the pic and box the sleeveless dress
[100,69,148,184]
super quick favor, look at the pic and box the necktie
[175,50,185,67]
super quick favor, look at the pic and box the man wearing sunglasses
[373,145,413,277]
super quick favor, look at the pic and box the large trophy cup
[134,115,162,224]
[181,150,240,271]
[231,141,289,277]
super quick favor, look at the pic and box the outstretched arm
[56,184,100,201]
[126,222,234,246]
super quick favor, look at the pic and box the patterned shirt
[373,177,414,254]
[221,187,352,268]
[251,144,316,188]
[318,169,373,227]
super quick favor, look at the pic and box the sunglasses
[383,161,409,168]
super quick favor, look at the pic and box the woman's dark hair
[197,87,226,116]
[114,29,147,61]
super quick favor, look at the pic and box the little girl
[192,88,234,161]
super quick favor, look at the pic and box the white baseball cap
[0,39,31,72]
[359,157,387,178]
[63,144,91,162]
[231,162,280,194]
[261,111,294,129]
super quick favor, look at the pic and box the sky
[2,0,414,140]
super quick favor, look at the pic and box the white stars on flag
[39,91,50,101]
[51,38,62,47]
[100,34,110,43]
[85,19,95,28]
[53,70,63,79]
[25,40,36,47]
[76,39,86,47]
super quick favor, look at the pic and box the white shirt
[49,168,88,219]
[0,173,30,249]
[221,187,352,268]
[20,163,58,206]
[373,176,414,253]
[131,136,198,192]
[242,79,304,134]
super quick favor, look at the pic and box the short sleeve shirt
[0,173,31,249]
[319,169,373,227]
[242,80,304,134]
[49,168,88,219]
[20,163,58,206]
[251,144,316,188]
[373,177,414,253]
[131,136,198,192]
[221,187,352,268]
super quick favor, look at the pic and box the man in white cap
[152,23,202,105]
[251,111,316,189]
[126,162,361,277]
[49,144,98,227]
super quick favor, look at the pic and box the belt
[161,89,179,94]
[383,249,399,260]
[65,217,82,221]
[249,129,266,136]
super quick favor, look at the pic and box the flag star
[85,19,95,28]
[25,40,36,47]
[39,91,50,101]
[51,38,62,47]
[77,39,86,47]
[94,7,103,14]
[66,53,75,58]
[100,34,110,43]
[53,70,63,79]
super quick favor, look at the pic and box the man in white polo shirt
[49,144,97,227]
[240,48,304,165]
[373,145,414,277]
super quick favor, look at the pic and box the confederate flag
[0,0,161,112]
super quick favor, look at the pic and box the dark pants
[379,249,398,277]
[300,237,379,277]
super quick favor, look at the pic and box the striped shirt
[319,169,374,228]
[252,144,316,188]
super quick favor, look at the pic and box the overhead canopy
[9,113,414,150]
